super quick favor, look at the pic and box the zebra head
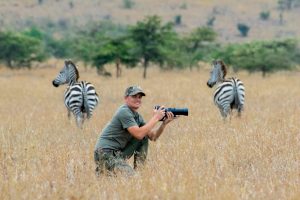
[52,60,79,87]
[207,60,227,88]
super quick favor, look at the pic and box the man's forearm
[148,123,167,141]
[128,116,160,140]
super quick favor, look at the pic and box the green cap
[124,86,146,97]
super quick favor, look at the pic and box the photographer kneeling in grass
[94,86,175,176]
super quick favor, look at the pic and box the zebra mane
[65,60,80,81]
[218,60,227,79]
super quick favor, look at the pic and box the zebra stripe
[65,81,99,119]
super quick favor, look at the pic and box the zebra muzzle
[52,80,59,87]
[207,82,213,88]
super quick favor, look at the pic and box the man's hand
[162,111,175,125]
[153,105,166,121]
[147,109,175,141]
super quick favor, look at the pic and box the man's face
[125,93,143,110]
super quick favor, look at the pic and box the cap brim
[129,91,145,96]
[135,92,146,96]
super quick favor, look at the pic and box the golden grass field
[0,62,300,200]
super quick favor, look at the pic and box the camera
[155,105,188,120]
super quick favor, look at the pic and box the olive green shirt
[95,104,146,151]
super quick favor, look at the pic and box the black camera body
[155,105,188,120]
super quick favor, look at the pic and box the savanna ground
[0,62,300,200]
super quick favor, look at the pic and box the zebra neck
[67,68,78,86]
[218,74,225,83]
[68,79,77,86]
[218,79,225,84]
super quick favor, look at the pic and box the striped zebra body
[64,81,99,120]
[207,60,245,119]
[53,60,99,128]
[213,77,245,118]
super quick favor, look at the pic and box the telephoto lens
[166,108,188,116]
[154,105,188,118]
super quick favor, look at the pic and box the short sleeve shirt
[95,104,146,151]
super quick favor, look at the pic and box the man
[94,85,175,176]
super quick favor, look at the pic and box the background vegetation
[0,0,300,77]
[1,17,299,78]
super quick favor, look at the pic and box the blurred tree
[276,0,298,24]
[22,26,49,62]
[22,26,44,40]
[70,35,100,69]
[206,16,216,27]
[71,21,129,72]
[179,3,187,9]
[92,36,138,77]
[123,0,134,9]
[69,1,74,9]
[278,0,286,24]
[210,44,239,72]
[237,23,250,37]
[212,39,299,77]
[174,15,182,26]
[278,0,294,10]
[129,15,177,78]
[259,11,270,20]
[181,27,218,69]
[22,26,74,60]
[0,31,46,68]
[159,31,187,70]
[44,36,73,59]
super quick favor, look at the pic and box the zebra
[207,60,245,119]
[52,60,99,128]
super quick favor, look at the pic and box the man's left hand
[162,112,175,125]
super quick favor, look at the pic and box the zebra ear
[65,60,72,68]
[219,60,225,66]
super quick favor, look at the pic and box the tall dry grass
[0,63,300,200]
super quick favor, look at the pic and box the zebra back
[82,83,90,118]
[81,81,99,119]
[213,77,245,114]
[233,78,245,112]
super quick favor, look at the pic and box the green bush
[237,23,250,37]
[206,16,216,26]
[123,0,134,9]
[260,11,270,20]
[174,15,182,25]
[69,1,74,9]
[179,3,187,9]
